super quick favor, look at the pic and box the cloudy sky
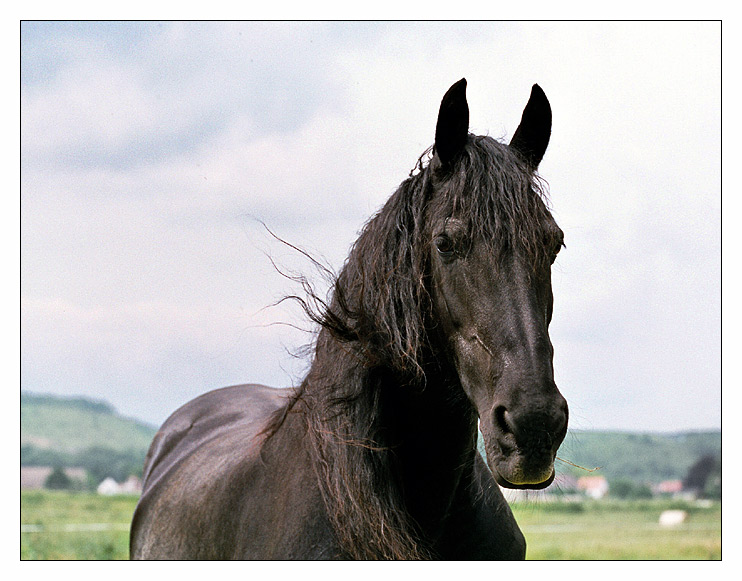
[21,21,721,432]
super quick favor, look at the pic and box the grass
[511,499,721,560]
[20,491,721,560]
[21,491,139,560]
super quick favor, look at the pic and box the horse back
[139,384,286,492]
[130,384,327,559]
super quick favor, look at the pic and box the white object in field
[659,509,688,527]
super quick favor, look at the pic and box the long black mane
[266,135,557,559]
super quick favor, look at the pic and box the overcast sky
[20,21,721,432]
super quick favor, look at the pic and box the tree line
[22,444,146,489]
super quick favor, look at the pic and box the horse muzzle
[481,394,568,490]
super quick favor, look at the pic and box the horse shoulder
[131,384,331,559]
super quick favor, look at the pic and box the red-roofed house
[577,475,609,499]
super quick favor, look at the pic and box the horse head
[427,79,568,489]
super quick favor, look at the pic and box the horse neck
[306,330,477,458]
[385,358,480,530]
[301,333,478,553]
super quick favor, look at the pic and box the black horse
[130,79,568,560]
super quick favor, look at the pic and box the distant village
[499,473,700,503]
[22,466,715,502]
[21,466,143,495]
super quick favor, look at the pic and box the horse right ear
[509,84,552,169]
[435,78,469,166]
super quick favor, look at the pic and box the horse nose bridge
[498,373,565,411]
[495,325,554,381]
[482,308,560,413]
[492,283,553,368]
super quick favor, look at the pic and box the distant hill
[476,428,720,486]
[22,391,720,487]
[21,392,158,484]
[551,430,720,484]
[21,392,156,454]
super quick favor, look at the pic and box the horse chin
[492,466,555,490]
[487,451,556,490]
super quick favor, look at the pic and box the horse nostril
[494,405,513,435]
[492,401,568,445]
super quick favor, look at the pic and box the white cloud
[21,22,721,430]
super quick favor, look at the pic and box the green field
[511,499,721,560]
[21,491,139,560]
[20,491,720,560]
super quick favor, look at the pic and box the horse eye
[545,232,564,265]
[435,236,456,259]
[549,245,561,264]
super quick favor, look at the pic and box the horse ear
[509,84,552,169]
[435,78,469,166]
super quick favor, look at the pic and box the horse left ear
[435,78,469,166]
[509,84,552,169]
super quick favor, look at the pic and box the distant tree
[609,478,653,500]
[44,466,71,490]
[21,444,71,467]
[78,446,145,484]
[704,461,721,500]
[704,482,721,500]
[683,454,718,496]
[631,484,654,499]
[609,479,635,499]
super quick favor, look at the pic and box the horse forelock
[437,135,557,266]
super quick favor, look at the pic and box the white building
[97,475,142,495]
[577,476,609,499]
